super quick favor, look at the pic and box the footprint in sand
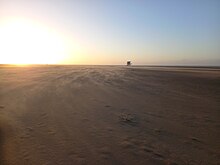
[67,150,78,157]
[20,131,33,139]
[69,153,86,164]
[68,151,86,163]
[190,137,202,143]
[37,122,47,127]
[141,146,154,153]
[119,113,139,126]
[26,127,34,132]
[0,105,4,109]
[106,127,114,132]
[152,152,165,160]
[120,140,135,150]
[140,145,165,161]
[98,147,112,160]
[21,150,30,161]
[36,145,48,155]
[82,118,90,122]
[40,112,48,119]
[48,129,56,135]
[105,105,111,108]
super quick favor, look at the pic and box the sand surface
[0,65,219,165]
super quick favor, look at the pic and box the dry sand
[0,65,219,165]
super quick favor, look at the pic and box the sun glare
[0,18,67,64]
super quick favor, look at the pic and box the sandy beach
[0,65,219,165]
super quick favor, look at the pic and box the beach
[0,65,219,165]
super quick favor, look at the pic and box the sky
[0,0,220,65]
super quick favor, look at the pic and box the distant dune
[0,65,219,165]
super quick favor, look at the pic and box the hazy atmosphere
[0,1,220,165]
[0,0,220,65]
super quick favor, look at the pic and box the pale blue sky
[0,0,220,65]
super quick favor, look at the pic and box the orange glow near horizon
[0,18,69,64]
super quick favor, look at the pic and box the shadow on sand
[0,121,5,165]
[0,126,5,165]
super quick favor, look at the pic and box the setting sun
[0,18,67,64]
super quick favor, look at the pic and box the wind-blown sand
[0,65,219,165]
